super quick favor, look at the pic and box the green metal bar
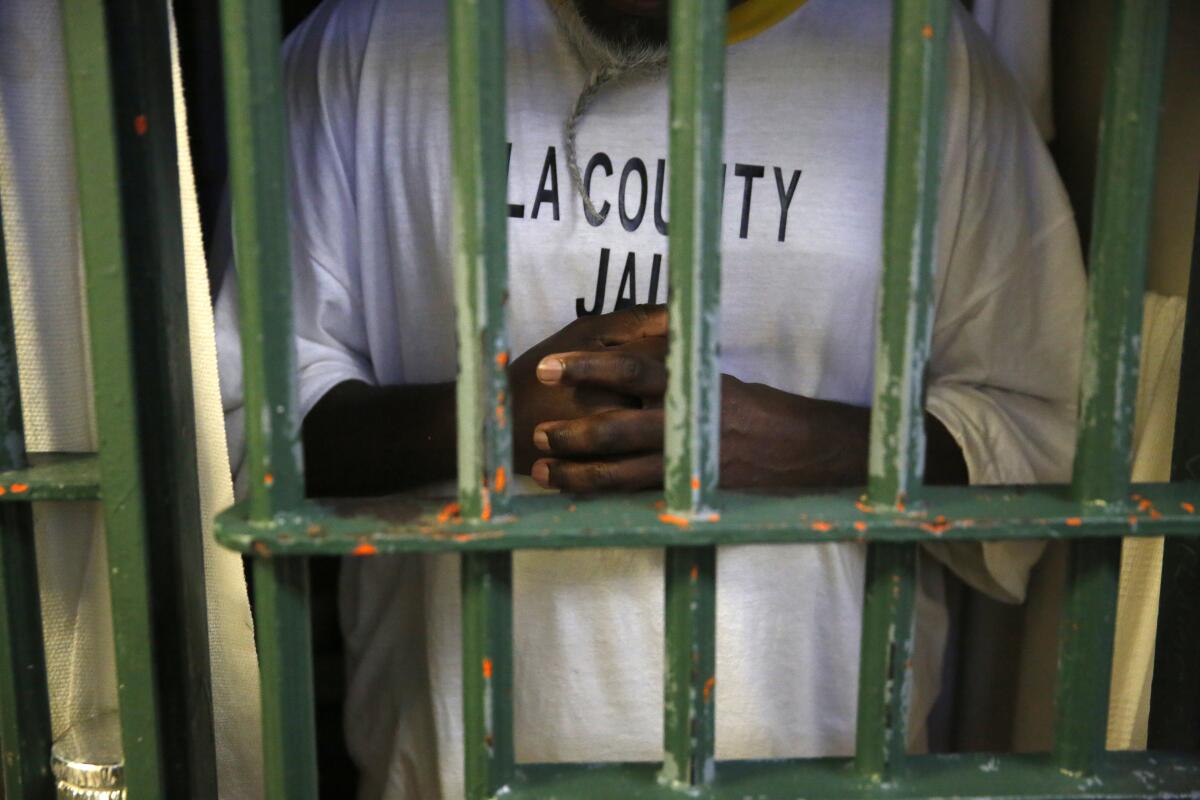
[502,751,1200,799]
[0,191,54,799]
[214,481,1200,554]
[1148,184,1200,750]
[449,0,512,522]
[661,547,716,788]
[462,553,514,800]
[219,0,303,518]
[855,542,917,780]
[660,0,724,786]
[220,1,319,796]
[1071,0,1169,505]
[0,454,101,502]
[664,0,726,516]
[867,0,950,509]
[1056,0,1169,775]
[857,0,949,780]
[253,557,318,800]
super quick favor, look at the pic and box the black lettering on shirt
[654,159,668,235]
[583,153,613,227]
[619,158,649,233]
[531,146,560,220]
[648,253,663,304]
[735,163,765,239]
[614,251,638,310]
[506,143,525,219]
[577,248,610,316]
[774,167,802,242]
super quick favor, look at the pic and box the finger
[575,304,667,345]
[534,409,664,456]
[537,350,667,396]
[531,454,664,493]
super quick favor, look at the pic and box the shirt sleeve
[920,8,1087,603]
[215,0,377,494]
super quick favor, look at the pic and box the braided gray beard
[551,0,668,221]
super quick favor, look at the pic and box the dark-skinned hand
[508,305,668,473]
[528,305,874,492]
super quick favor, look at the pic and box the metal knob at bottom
[51,711,125,800]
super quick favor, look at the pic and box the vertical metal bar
[661,546,716,787]
[461,553,514,799]
[219,1,319,797]
[219,0,303,518]
[660,0,725,788]
[1071,0,1170,506]
[1148,185,1200,750]
[857,0,950,781]
[0,194,54,799]
[448,0,515,792]
[449,0,512,522]
[253,558,318,800]
[1057,0,1169,775]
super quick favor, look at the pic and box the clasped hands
[509,305,870,493]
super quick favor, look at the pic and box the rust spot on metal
[811,521,833,532]
[1150,509,1162,520]
[567,504,577,512]
[658,513,691,528]
[252,541,271,557]
[134,114,148,135]
[921,521,950,535]
[306,524,323,537]
[481,495,492,521]
[895,493,907,513]
[855,500,872,514]
[352,543,378,556]
[1065,517,1083,527]
[690,565,699,581]
[494,467,507,493]
[703,676,715,703]
[1138,498,1153,512]
[921,23,933,39]
[482,658,493,679]
[853,521,868,532]
[263,473,274,487]
[484,734,494,748]
[654,500,666,510]
[437,502,462,523]
[495,351,509,367]
[691,475,701,491]
[453,533,472,542]
[1128,515,1139,528]
[1182,502,1196,514]
[495,404,506,426]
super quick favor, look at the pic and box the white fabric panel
[972,0,1055,140]
[0,2,262,796]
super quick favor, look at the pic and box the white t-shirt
[214,0,1085,797]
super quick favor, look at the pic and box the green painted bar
[0,454,101,502]
[448,0,512,521]
[664,0,726,516]
[219,0,303,519]
[462,553,514,799]
[0,193,54,799]
[854,542,916,780]
[1056,0,1169,776]
[662,547,716,787]
[1071,0,1169,506]
[501,751,1200,799]
[62,1,168,794]
[254,557,318,800]
[214,481,1200,555]
[857,0,949,780]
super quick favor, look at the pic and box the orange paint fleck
[921,23,933,39]
[691,475,701,491]
[263,473,274,487]
[482,658,493,679]
[10,483,28,494]
[1138,498,1153,512]
[495,404,506,426]
[1131,493,1144,501]
[134,114,148,135]
[854,521,868,533]
[1182,502,1196,514]
[703,676,716,703]
[0,486,6,496]
[495,467,507,493]
[437,502,462,523]
[481,496,492,522]
[920,521,950,535]
[453,533,472,542]
[690,565,699,581]
[705,512,721,523]
[855,501,872,514]
[1065,517,1083,527]
[495,351,509,367]
[1150,509,1162,520]
[895,497,907,513]
[252,541,271,557]
[352,543,378,556]
[811,521,833,533]
[1128,515,1139,527]
[653,500,666,510]
[658,513,691,528]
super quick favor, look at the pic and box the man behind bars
[215,0,1084,796]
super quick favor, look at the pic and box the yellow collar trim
[726,0,808,45]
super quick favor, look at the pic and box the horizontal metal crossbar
[497,752,1200,799]
[0,453,100,502]
[213,482,1200,555]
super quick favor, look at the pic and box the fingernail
[533,428,550,451]
[531,460,550,487]
[537,357,563,383]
